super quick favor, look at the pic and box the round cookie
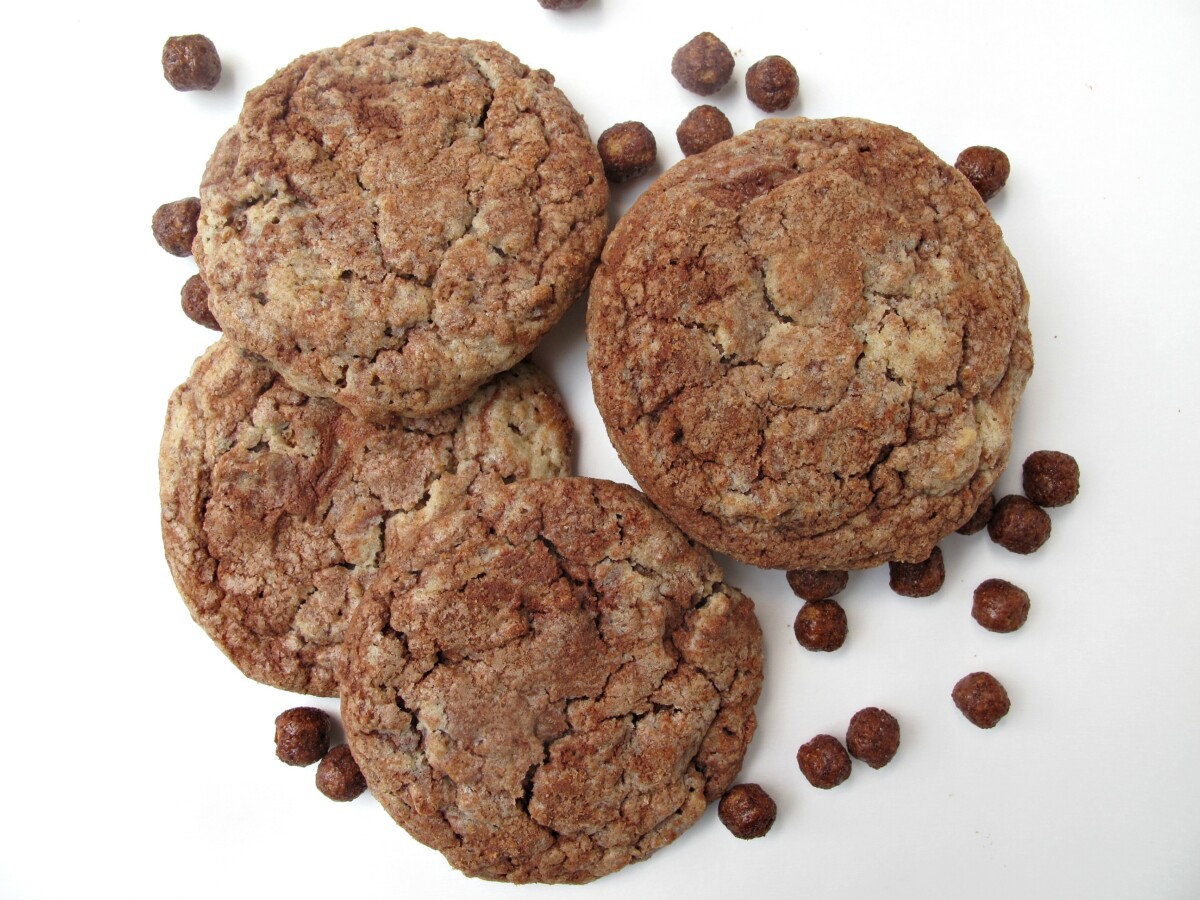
[159,339,572,696]
[195,29,607,420]
[341,477,763,883]
[588,117,1033,570]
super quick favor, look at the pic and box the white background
[2,1,1198,897]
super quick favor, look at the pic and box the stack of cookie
[161,28,610,698]
[159,29,765,885]
[161,27,1034,887]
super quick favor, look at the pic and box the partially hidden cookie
[195,29,607,420]
[588,117,1033,570]
[159,339,572,696]
[341,477,763,883]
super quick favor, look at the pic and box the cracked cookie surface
[341,477,763,883]
[159,339,572,696]
[588,117,1033,570]
[195,29,607,420]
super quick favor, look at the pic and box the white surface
[1,1,1198,898]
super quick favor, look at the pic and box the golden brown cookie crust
[196,29,607,420]
[588,117,1033,570]
[341,477,763,883]
[159,339,573,696]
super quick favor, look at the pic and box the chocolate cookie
[588,117,1032,570]
[341,477,763,883]
[195,30,607,420]
[159,339,572,696]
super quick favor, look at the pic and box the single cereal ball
[274,707,330,767]
[537,0,589,7]
[671,32,735,96]
[745,55,799,112]
[952,672,1011,728]
[1022,451,1080,508]
[793,600,848,652]
[797,734,852,789]
[955,146,1010,201]
[717,784,777,839]
[162,34,222,91]
[152,197,202,257]
[957,493,996,535]
[676,105,734,157]
[988,495,1051,554]
[845,708,900,769]
[888,546,945,597]
[316,744,368,801]
[598,122,657,183]
[972,578,1031,633]
[786,568,849,602]
[181,275,221,331]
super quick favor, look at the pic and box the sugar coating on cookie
[341,477,763,883]
[159,339,572,696]
[195,30,607,420]
[588,117,1033,570]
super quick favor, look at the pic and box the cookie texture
[159,339,572,696]
[341,477,763,883]
[588,117,1033,570]
[195,29,607,420]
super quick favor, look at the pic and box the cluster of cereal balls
[786,450,1078,655]
[596,30,800,183]
[274,707,367,802]
[587,26,1012,210]
[711,450,1076,836]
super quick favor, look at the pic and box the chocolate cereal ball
[988,495,1051,554]
[846,707,900,769]
[797,734,852,789]
[957,493,995,536]
[676,105,734,157]
[794,600,848,652]
[955,146,1010,202]
[745,55,799,112]
[316,744,368,801]
[671,32,735,96]
[1022,450,1080,507]
[718,784,777,839]
[162,34,222,91]
[152,197,202,257]
[181,274,221,331]
[952,672,1011,728]
[274,707,330,767]
[597,121,657,183]
[786,568,848,602]
[888,546,945,597]
[972,578,1030,633]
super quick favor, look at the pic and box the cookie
[159,339,572,696]
[340,477,763,883]
[588,117,1033,570]
[195,29,607,420]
